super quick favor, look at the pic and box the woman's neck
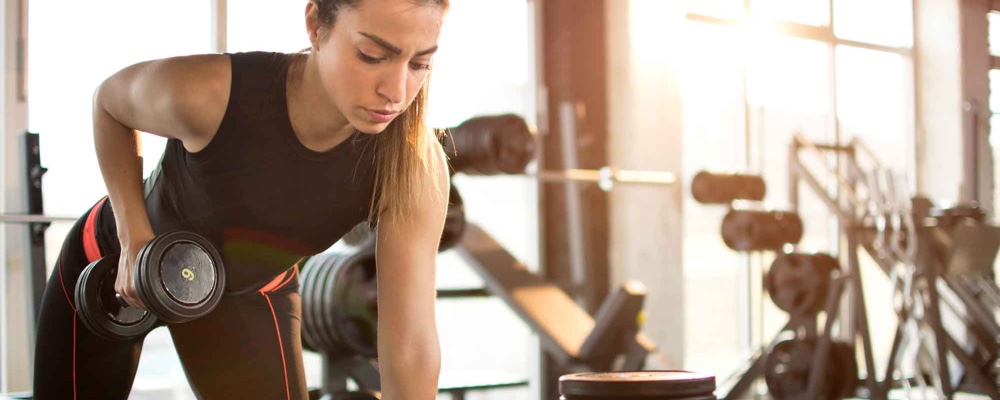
[285,53,355,152]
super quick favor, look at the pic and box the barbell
[0,213,77,224]
[530,166,676,191]
[445,114,676,191]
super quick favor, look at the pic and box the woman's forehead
[342,0,445,51]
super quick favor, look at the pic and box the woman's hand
[115,234,154,310]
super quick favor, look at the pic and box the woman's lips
[365,108,399,123]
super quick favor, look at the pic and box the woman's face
[309,0,444,134]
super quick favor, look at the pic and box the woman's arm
[91,54,230,308]
[375,142,450,400]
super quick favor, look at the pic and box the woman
[32,0,449,399]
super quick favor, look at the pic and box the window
[28,2,212,398]
[228,1,309,53]
[682,0,914,379]
[990,12,1000,217]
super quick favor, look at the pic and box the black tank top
[139,51,378,293]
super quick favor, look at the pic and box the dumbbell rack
[693,171,857,398]
[717,273,856,400]
[788,134,1000,399]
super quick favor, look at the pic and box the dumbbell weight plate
[136,231,225,324]
[831,342,858,399]
[75,256,157,341]
[558,371,717,399]
[334,255,379,358]
[765,253,836,316]
[764,338,815,399]
[316,253,343,351]
[765,338,853,400]
[300,256,322,351]
[439,184,467,251]
[721,210,804,252]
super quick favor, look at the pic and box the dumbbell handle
[114,293,130,308]
[111,268,140,310]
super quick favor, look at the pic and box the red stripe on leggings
[82,198,107,264]
[258,266,298,400]
[57,260,76,312]
[57,256,79,399]
[258,267,298,294]
[263,294,291,400]
[72,313,78,400]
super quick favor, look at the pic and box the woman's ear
[305,2,322,50]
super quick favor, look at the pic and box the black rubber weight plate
[559,371,716,398]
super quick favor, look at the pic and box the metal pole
[530,167,676,189]
[211,0,227,53]
[0,214,76,224]
[558,102,588,308]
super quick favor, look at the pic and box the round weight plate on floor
[75,256,156,340]
[558,371,716,399]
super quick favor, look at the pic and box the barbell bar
[527,166,677,191]
[0,214,78,224]
[0,166,677,227]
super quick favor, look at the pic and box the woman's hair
[310,0,450,228]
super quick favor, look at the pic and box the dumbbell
[691,171,766,204]
[75,231,226,341]
[721,209,803,252]
[339,181,467,252]
[443,114,537,176]
[764,337,857,400]
[559,371,717,400]
[300,244,378,358]
[765,253,838,316]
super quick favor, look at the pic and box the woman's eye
[410,62,431,71]
[357,51,383,64]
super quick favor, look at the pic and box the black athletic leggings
[32,198,308,399]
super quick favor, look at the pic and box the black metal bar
[791,155,853,224]
[922,234,955,398]
[805,276,846,397]
[847,232,884,399]
[718,319,796,400]
[944,278,1000,350]
[718,349,765,400]
[878,325,905,396]
[21,132,48,357]
[435,288,491,298]
[943,331,1000,398]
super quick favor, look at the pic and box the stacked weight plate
[301,243,379,358]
